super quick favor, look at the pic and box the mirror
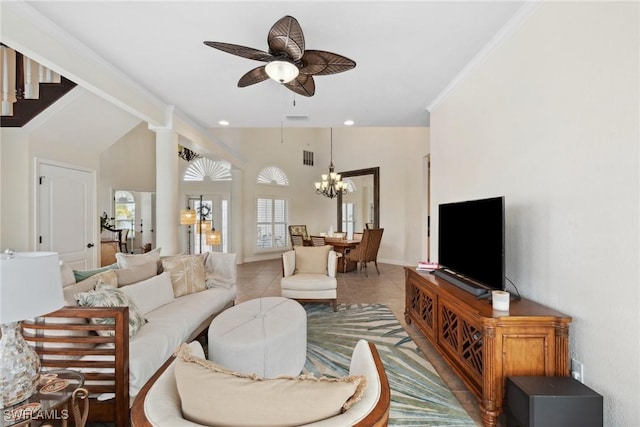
[337,167,380,236]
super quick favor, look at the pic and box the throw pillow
[63,270,118,306]
[174,343,366,427]
[115,261,157,286]
[120,272,175,315]
[73,263,118,283]
[294,245,332,274]
[162,255,206,297]
[204,252,237,289]
[75,285,146,338]
[115,247,162,269]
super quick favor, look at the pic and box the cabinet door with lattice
[405,274,437,341]
[438,299,483,390]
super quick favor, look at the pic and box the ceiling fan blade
[267,15,305,61]
[204,41,274,62]
[238,66,270,87]
[284,74,315,97]
[299,50,356,76]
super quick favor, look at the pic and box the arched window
[257,166,289,186]
[114,190,135,237]
[342,178,356,193]
[184,158,232,181]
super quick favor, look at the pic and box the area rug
[303,303,477,427]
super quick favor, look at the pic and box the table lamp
[0,251,65,407]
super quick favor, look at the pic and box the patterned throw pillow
[75,285,147,338]
[161,255,206,297]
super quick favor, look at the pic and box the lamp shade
[206,231,222,246]
[0,252,65,323]
[180,209,197,225]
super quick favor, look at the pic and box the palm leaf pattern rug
[303,303,476,426]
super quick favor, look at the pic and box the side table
[1,369,89,427]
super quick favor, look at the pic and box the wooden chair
[119,228,129,253]
[352,231,363,242]
[310,235,326,246]
[290,234,305,247]
[331,231,346,239]
[344,228,384,276]
[288,225,309,241]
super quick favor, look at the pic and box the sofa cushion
[127,285,237,397]
[162,255,206,297]
[116,247,162,269]
[120,272,175,315]
[204,252,237,289]
[294,245,331,274]
[60,261,76,287]
[63,270,118,306]
[73,263,118,282]
[115,261,157,286]
[75,284,147,338]
[174,343,366,427]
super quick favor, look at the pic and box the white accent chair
[280,246,338,311]
[131,339,390,427]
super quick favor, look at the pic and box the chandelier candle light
[315,128,347,199]
[0,251,66,407]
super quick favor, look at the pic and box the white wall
[213,127,429,264]
[430,2,639,425]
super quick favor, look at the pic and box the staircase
[1,45,76,128]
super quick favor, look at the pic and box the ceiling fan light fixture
[265,60,299,83]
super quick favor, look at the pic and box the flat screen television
[435,196,505,296]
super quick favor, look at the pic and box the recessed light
[344,120,354,126]
[218,120,230,126]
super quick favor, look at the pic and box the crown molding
[427,0,542,113]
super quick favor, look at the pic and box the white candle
[492,290,510,311]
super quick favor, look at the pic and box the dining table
[324,237,360,273]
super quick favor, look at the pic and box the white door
[37,160,96,269]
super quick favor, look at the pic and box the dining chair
[290,234,305,247]
[310,236,326,246]
[344,228,384,276]
[331,231,346,239]
[119,228,129,253]
[352,232,363,242]
[288,225,309,241]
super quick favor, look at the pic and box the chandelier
[315,128,347,199]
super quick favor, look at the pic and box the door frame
[35,157,98,267]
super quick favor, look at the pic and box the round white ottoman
[207,296,307,377]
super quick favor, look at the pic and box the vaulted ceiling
[18,1,525,129]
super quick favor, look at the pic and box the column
[230,168,243,264]
[154,128,179,255]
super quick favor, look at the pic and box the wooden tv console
[404,268,572,427]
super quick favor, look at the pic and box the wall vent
[285,114,309,121]
[303,150,314,166]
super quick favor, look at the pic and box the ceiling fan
[204,15,356,97]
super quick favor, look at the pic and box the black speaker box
[506,376,603,427]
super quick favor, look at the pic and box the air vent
[285,114,309,121]
[303,150,314,166]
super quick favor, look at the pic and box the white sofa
[24,251,237,427]
[131,339,390,427]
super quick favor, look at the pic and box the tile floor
[235,258,486,427]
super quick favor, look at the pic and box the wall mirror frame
[337,167,380,232]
